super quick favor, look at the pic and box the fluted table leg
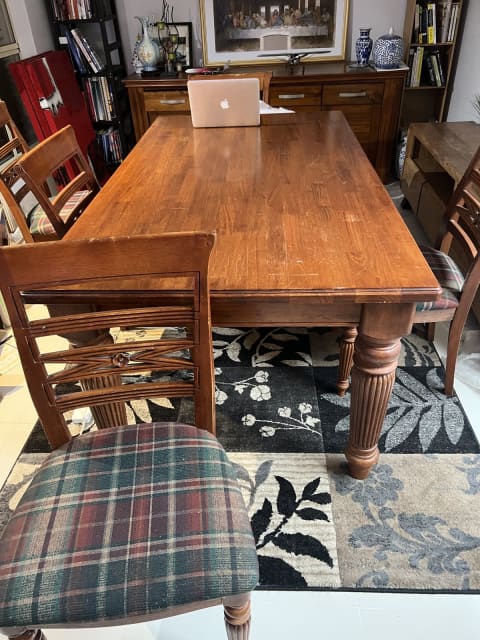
[337,326,357,396]
[345,303,414,480]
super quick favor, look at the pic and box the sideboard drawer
[323,82,384,106]
[269,84,322,108]
[144,90,190,112]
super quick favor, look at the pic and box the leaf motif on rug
[229,452,341,589]
[318,367,475,454]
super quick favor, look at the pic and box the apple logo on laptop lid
[220,98,230,110]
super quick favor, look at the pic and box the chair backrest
[1,124,99,241]
[0,100,30,241]
[440,144,480,293]
[188,71,272,103]
[0,231,216,449]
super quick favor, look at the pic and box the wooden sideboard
[123,63,407,183]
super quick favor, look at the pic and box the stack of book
[406,46,446,87]
[97,127,122,164]
[413,1,460,44]
[61,25,105,73]
[51,1,112,19]
[85,77,115,121]
[437,1,461,42]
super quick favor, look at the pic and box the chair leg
[7,630,46,640]
[337,326,357,396]
[224,593,252,640]
[444,311,470,396]
[426,322,435,343]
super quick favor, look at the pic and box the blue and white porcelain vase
[355,27,373,67]
[135,16,159,71]
[372,27,404,69]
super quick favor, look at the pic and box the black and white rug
[2,327,480,592]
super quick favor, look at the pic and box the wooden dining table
[66,111,441,479]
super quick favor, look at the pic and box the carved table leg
[345,303,414,480]
[49,303,127,429]
[337,326,357,396]
[76,332,128,429]
[224,593,252,640]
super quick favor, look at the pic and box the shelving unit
[401,0,467,128]
[45,0,133,168]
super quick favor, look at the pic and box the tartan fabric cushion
[416,287,459,312]
[0,423,259,628]
[420,245,464,293]
[29,190,92,235]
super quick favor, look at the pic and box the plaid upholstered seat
[0,422,259,628]
[29,190,93,236]
[416,245,463,312]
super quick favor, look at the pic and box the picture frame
[167,22,193,69]
[199,1,349,67]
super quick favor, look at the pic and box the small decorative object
[355,27,373,67]
[372,27,404,69]
[135,15,160,72]
[473,93,480,122]
[131,33,144,74]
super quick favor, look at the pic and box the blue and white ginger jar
[372,27,404,69]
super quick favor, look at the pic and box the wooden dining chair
[0,231,259,640]
[0,100,30,242]
[0,124,98,243]
[337,144,480,397]
[188,71,272,103]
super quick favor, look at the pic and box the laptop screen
[187,78,260,128]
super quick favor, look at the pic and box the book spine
[425,53,436,85]
[440,1,452,42]
[61,25,87,74]
[71,28,103,73]
[435,51,446,85]
[430,52,441,86]
[415,46,424,87]
[406,47,415,86]
[427,3,436,44]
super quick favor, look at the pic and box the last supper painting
[200,0,349,65]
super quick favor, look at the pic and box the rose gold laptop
[187,78,260,128]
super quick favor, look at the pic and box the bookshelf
[45,0,133,167]
[401,0,467,128]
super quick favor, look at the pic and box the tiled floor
[1,192,480,638]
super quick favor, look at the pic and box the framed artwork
[166,22,193,69]
[199,0,349,67]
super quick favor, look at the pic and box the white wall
[7,0,477,123]
[447,0,480,122]
[117,0,407,72]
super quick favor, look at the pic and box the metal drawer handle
[160,99,186,105]
[278,93,305,99]
[338,91,368,98]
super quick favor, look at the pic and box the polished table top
[67,111,440,309]
[66,110,441,479]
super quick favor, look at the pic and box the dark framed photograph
[166,22,193,69]
[199,0,349,66]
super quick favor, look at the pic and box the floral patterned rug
[1,327,480,592]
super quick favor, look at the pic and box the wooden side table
[401,120,480,324]
[401,121,480,245]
